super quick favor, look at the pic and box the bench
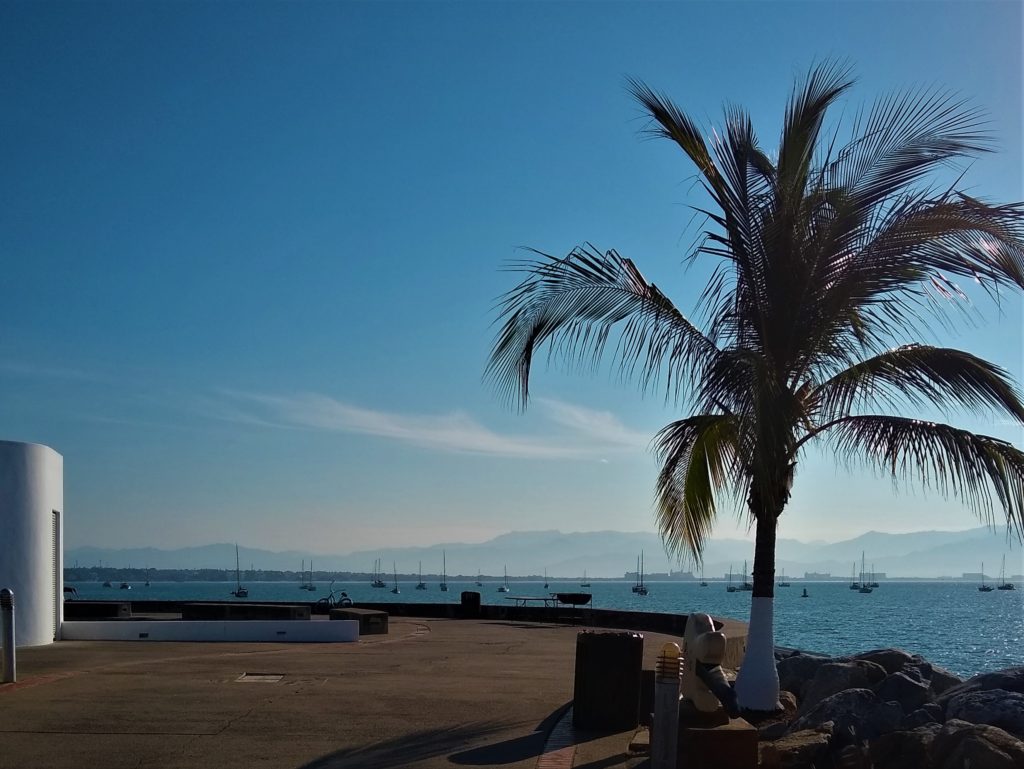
[329,607,388,635]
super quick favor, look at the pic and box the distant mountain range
[66,527,1023,580]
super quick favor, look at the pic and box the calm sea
[68,579,1022,678]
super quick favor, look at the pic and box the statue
[681,613,740,719]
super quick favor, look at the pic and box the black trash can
[460,590,481,618]
[573,631,644,730]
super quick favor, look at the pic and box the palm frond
[814,344,1024,423]
[798,193,1024,378]
[843,194,1024,292]
[653,414,746,562]
[823,416,1024,538]
[627,78,727,208]
[833,87,990,211]
[777,60,856,201]
[485,245,718,409]
[629,79,773,354]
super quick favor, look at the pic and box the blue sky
[1,1,1021,555]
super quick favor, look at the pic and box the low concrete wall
[61,619,359,643]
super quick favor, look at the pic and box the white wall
[61,619,360,643]
[0,440,64,647]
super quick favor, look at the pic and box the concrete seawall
[68,599,748,669]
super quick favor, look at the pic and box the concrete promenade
[0,617,730,769]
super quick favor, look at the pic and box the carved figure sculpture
[682,612,740,717]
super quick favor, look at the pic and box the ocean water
[68,579,1022,678]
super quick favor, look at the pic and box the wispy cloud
[209,391,651,460]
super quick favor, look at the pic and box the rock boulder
[788,688,903,741]
[848,649,918,675]
[776,652,832,700]
[798,660,888,715]
[759,727,831,769]
[930,719,1024,769]
[876,670,933,713]
[869,724,940,769]
[945,689,1024,739]
[937,667,1024,706]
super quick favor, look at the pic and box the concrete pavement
[0,617,688,769]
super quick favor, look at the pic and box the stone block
[329,607,388,635]
[677,716,757,769]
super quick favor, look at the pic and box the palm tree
[486,62,1024,711]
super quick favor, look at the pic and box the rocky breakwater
[759,649,1024,769]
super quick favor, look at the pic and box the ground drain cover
[236,673,284,683]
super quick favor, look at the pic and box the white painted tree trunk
[733,596,780,710]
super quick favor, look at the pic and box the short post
[652,641,681,769]
[1,588,15,683]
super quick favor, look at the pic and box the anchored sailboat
[740,560,753,591]
[416,561,427,590]
[858,551,873,593]
[498,565,510,592]
[997,556,1015,590]
[631,552,649,595]
[391,562,400,594]
[231,544,248,598]
[979,562,994,592]
[372,558,387,588]
[439,550,449,592]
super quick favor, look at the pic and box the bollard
[652,642,681,769]
[1,588,14,683]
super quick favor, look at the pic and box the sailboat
[391,562,400,594]
[304,560,317,591]
[858,552,873,593]
[543,568,548,589]
[699,565,707,587]
[372,558,387,588]
[145,567,151,587]
[439,550,449,592]
[740,560,753,591]
[497,565,510,592]
[777,568,791,587]
[868,564,879,588]
[416,561,427,590]
[580,570,590,588]
[726,565,737,592]
[632,552,649,595]
[979,562,994,592]
[848,561,861,590]
[231,544,248,598]
[475,570,483,587]
[997,555,1015,590]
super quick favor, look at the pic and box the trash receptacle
[460,591,481,618]
[573,631,644,730]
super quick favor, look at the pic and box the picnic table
[503,592,594,624]
[505,595,559,608]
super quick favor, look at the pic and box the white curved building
[0,440,64,646]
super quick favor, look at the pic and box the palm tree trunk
[733,513,781,711]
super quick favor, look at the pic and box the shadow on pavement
[448,703,570,765]
[297,721,510,769]
[298,701,625,768]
